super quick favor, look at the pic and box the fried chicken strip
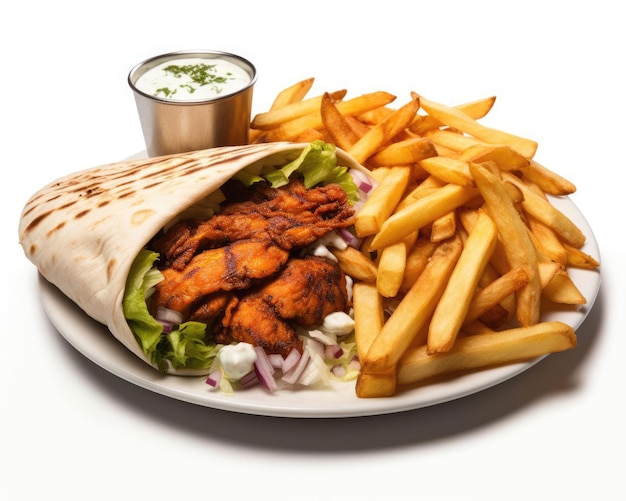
[149,239,289,316]
[152,179,355,270]
[218,256,349,356]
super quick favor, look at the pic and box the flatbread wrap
[19,141,373,388]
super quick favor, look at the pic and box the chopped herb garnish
[155,87,177,98]
[154,63,233,97]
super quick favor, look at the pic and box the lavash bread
[18,142,365,373]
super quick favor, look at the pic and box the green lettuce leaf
[246,140,359,202]
[123,249,164,356]
[161,321,222,371]
[123,250,220,371]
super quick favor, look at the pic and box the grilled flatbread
[19,142,365,373]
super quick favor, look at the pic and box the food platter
[38,192,600,418]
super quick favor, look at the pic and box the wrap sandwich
[19,141,374,389]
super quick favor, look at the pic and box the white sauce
[135,57,251,101]
[218,343,257,380]
[321,311,355,336]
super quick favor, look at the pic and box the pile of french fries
[249,78,600,398]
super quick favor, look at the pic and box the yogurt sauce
[218,342,257,380]
[135,57,251,101]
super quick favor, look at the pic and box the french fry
[503,172,586,247]
[461,320,496,336]
[251,89,347,130]
[260,91,396,142]
[330,246,378,283]
[475,304,514,330]
[458,208,511,279]
[400,236,438,292]
[409,95,497,135]
[417,93,538,158]
[538,259,562,289]
[562,242,600,269]
[427,211,498,353]
[369,184,479,250]
[464,267,529,324]
[294,128,325,142]
[355,369,397,398]
[376,237,412,298]
[269,77,315,110]
[355,166,411,237]
[353,282,384,361]
[252,80,599,398]
[469,162,541,326]
[358,106,395,124]
[542,269,587,305]
[353,282,396,398]
[398,321,577,386]
[320,92,362,150]
[425,128,482,153]
[347,96,420,164]
[527,214,569,266]
[398,175,445,208]
[430,211,457,242]
[367,166,390,184]
[368,137,438,168]
[520,159,576,196]
[345,115,371,137]
[458,144,530,171]
[418,156,474,186]
[249,78,316,143]
[363,235,463,373]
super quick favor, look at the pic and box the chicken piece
[260,255,350,327]
[218,296,302,358]
[149,239,289,316]
[189,292,235,326]
[218,256,349,356]
[151,179,355,270]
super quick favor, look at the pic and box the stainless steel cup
[128,50,257,157]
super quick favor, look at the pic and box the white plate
[38,194,601,418]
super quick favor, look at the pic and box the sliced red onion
[281,350,310,385]
[308,329,337,346]
[351,169,375,194]
[337,227,362,249]
[331,365,346,378]
[298,355,323,386]
[253,346,278,392]
[239,370,259,388]
[281,349,301,374]
[159,321,175,333]
[325,344,344,359]
[305,337,325,357]
[205,370,222,388]
[296,338,329,386]
[348,356,361,371]
[156,307,183,325]
[268,354,284,370]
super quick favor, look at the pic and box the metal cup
[128,50,257,157]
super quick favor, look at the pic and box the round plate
[38,195,600,418]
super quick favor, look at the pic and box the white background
[2,1,623,499]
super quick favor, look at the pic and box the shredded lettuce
[236,140,359,202]
[123,250,220,371]
[123,249,164,356]
[326,334,360,382]
[161,322,222,371]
